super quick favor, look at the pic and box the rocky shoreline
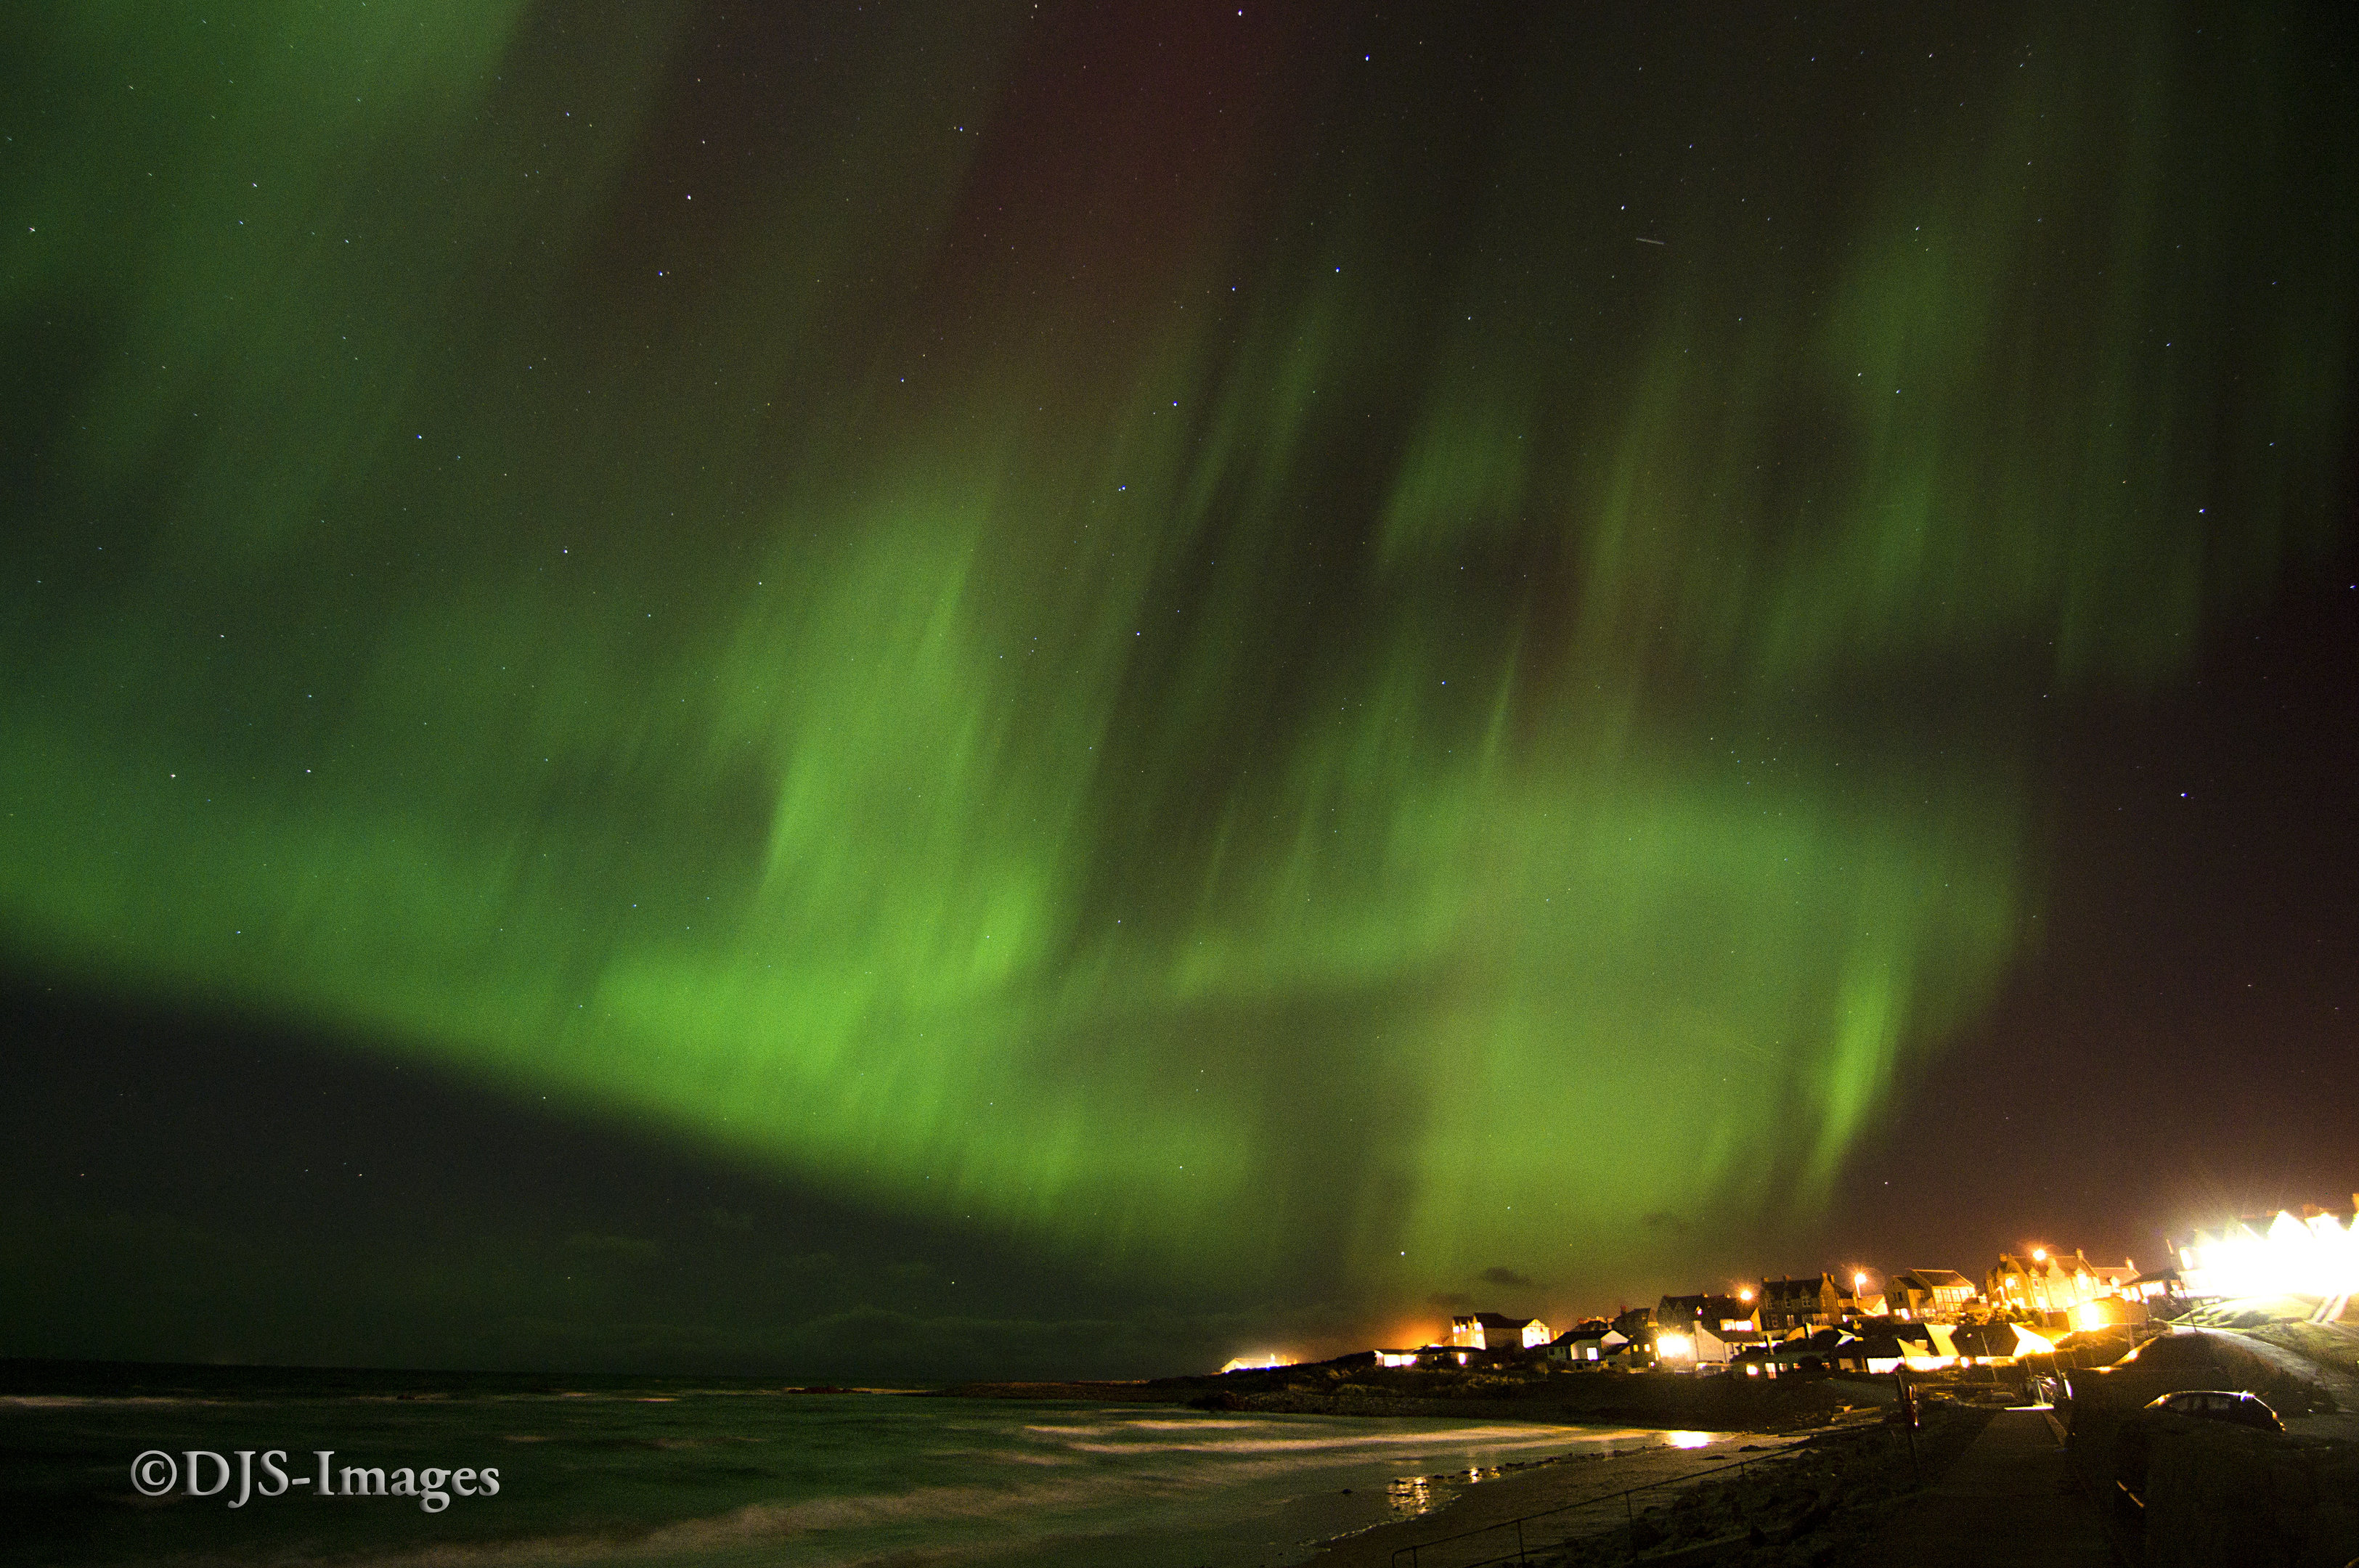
[937,1361,1910,1433]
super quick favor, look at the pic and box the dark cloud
[1479,1266,1533,1289]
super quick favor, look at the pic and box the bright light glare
[1656,1333,1693,1360]
[2179,1210,2359,1299]
[1220,1353,1289,1373]
[1666,1431,1713,1448]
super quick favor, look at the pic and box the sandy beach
[940,1365,1931,1564]
[1303,1427,1797,1568]
[1300,1401,2014,1568]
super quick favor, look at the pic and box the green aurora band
[2,2,2351,1302]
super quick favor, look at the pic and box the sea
[1,1368,1718,1568]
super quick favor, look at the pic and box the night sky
[4,1,2355,1382]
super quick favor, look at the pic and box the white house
[1449,1312,1554,1351]
[1546,1325,1629,1364]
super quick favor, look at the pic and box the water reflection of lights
[1388,1476,1438,1516]
[1388,1462,1510,1519]
[1665,1431,1714,1449]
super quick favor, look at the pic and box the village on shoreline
[1163,1200,2359,1565]
[945,1196,2356,1429]
[1238,1197,2359,1386]
[1335,1244,2160,1386]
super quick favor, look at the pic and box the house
[1902,1323,1963,1371]
[1599,1333,1654,1368]
[1761,1327,1851,1374]
[1704,1323,1769,1364]
[1886,1268,1979,1321]
[1947,1320,2058,1365]
[1657,1294,1760,1335]
[1836,1331,1906,1374]
[1650,1295,1764,1368]
[1406,1344,1489,1368]
[1610,1304,1658,1342]
[1546,1323,1629,1365]
[1449,1312,1553,1351]
[1758,1275,1844,1333]
[1987,1249,2124,1322]
[1656,1320,1768,1369]
[1838,1323,1956,1373]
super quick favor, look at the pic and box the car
[2140,1389,2286,1432]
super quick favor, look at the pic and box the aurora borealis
[4,1,2355,1374]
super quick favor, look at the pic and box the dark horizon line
[0,1356,956,1391]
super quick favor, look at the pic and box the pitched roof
[1658,1294,1753,1323]
[1554,1325,1628,1345]
[1458,1311,1541,1329]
